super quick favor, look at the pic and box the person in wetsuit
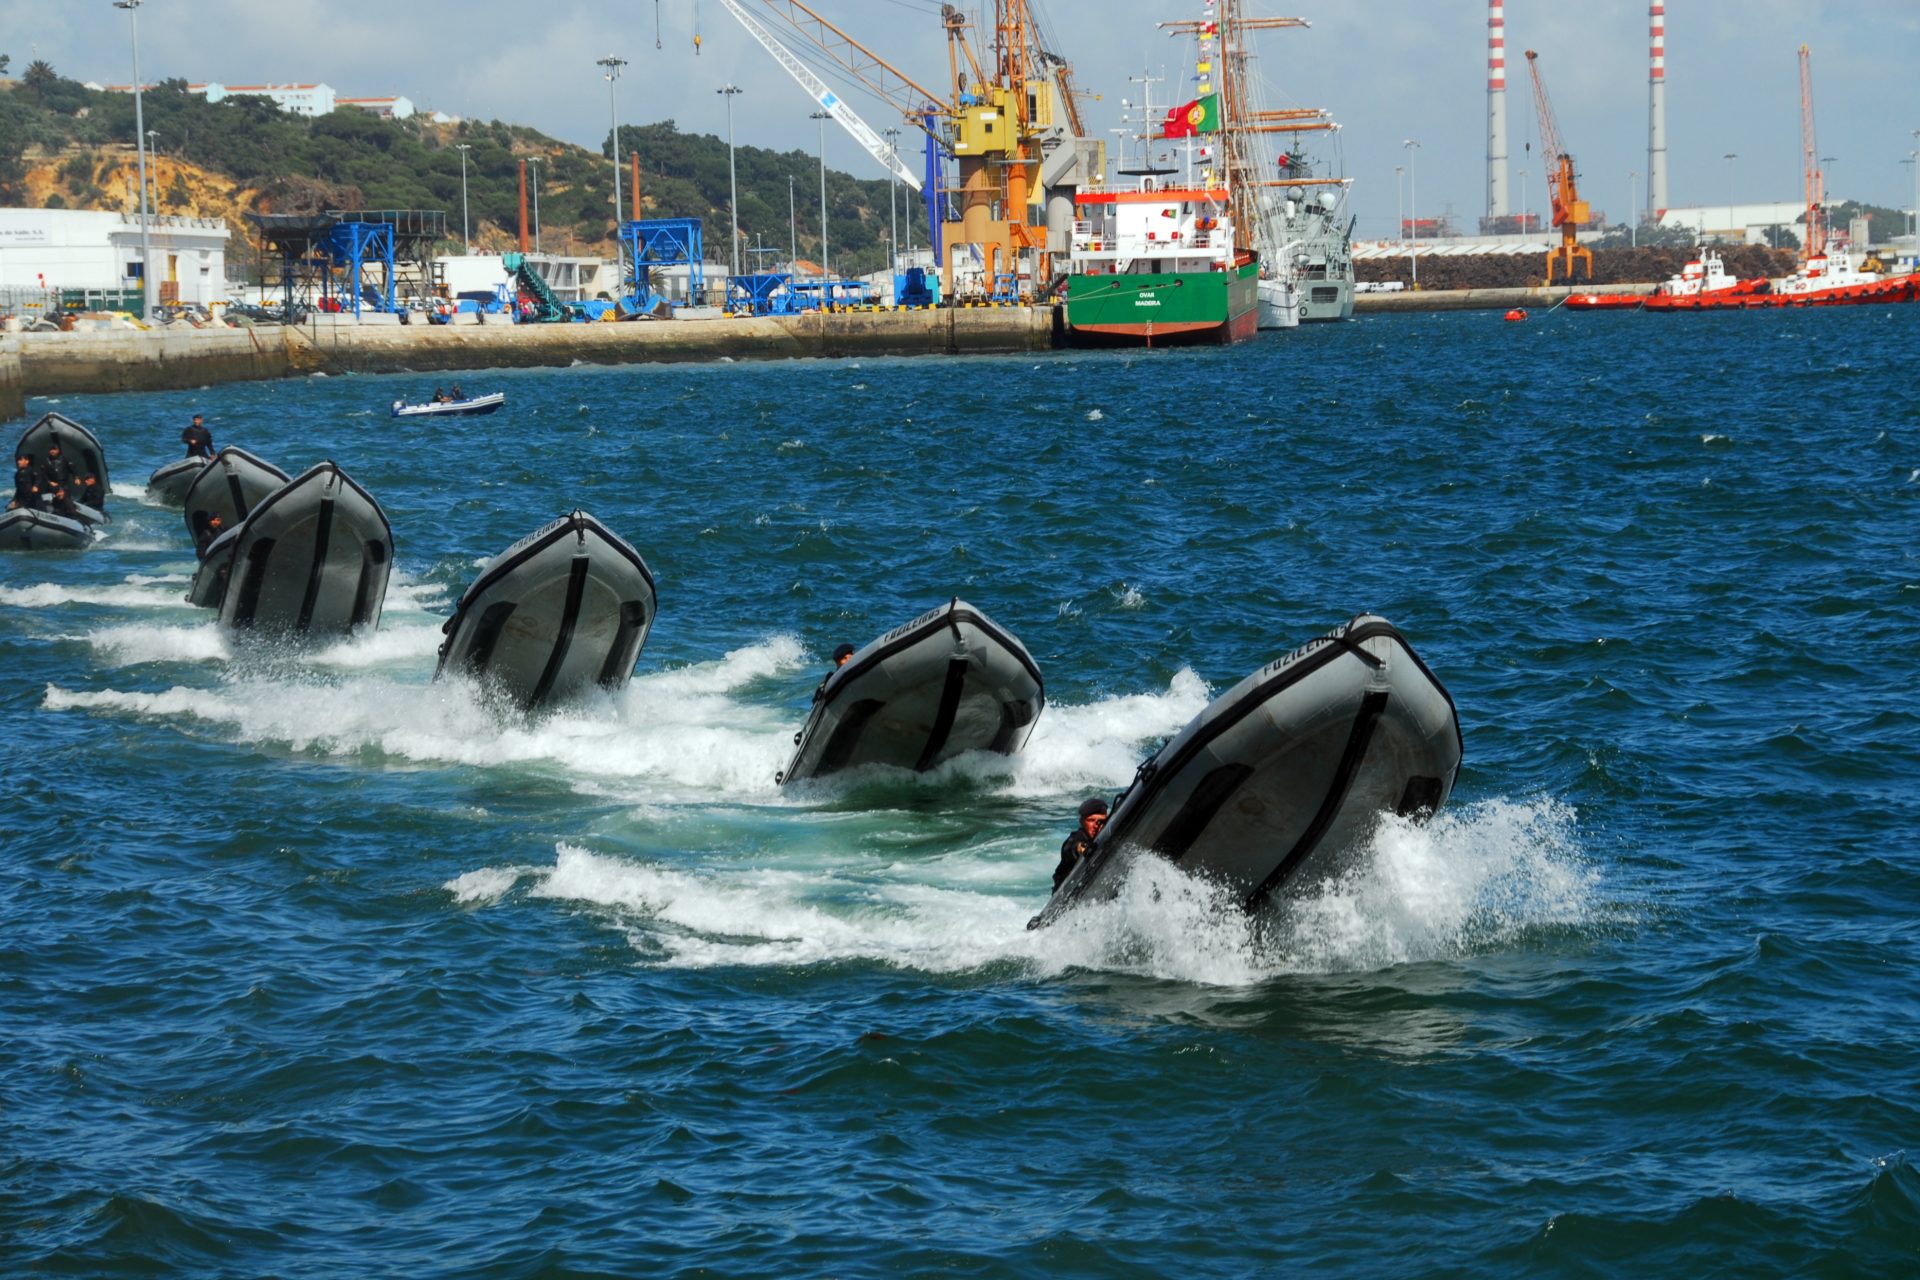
[37,442,77,492]
[1053,797,1109,891]
[9,456,39,510]
[191,510,225,555]
[449,383,465,401]
[76,471,103,509]
[813,643,857,702]
[181,414,214,459]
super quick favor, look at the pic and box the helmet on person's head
[832,643,856,665]
[1078,797,1110,821]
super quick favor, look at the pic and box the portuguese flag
[1162,94,1221,139]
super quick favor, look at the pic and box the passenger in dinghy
[1054,798,1109,890]
[814,643,856,701]
[191,511,224,555]
[77,471,103,509]
[37,443,77,493]
[10,457,36,510]
[450,383,466,400]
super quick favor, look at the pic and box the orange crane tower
[1798,44,1825,262]
[1524,49,1593,284]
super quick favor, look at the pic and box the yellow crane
[1525,49,1593,284]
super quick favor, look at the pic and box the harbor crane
[739,0,1102,300]
[1798,43,1825,262]
[716,0,919,190]
[1524,49,1593,284]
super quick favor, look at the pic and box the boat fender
[1504,308,1528,322]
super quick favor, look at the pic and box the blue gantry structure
[619,218,704,315]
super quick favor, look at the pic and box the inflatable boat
[147,456,210,506]
[183,447,288,556]
[0,505,95,551]
[435,510,657,709]
[210,462,392,636]
[15,412,110,514]
[1030,614,1462,927]
[391,392,505,419]
[779,598,1045,785]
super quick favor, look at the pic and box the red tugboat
[1645,45,1920,313]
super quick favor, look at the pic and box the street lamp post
[1518,166,1527,235]
[1628,171,1638,247]
[1908,147,1919,256]
[810,110,831,290]
[114,0,154,318]
[145,129,159,212]
[788,174,798,272]
[1393,164,1403,260]
[1403,138,1420,287]
[455,143,472,253]
[598,55,628,283]
[527,156,542,254]
[718,84,743,279]
[1723,152,1737,242]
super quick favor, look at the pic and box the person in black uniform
[1053,797,1109,890]
[76,471,103,509]
[37,442,77,493]
[814,643,857,701]
[181,414,214,459]
[191,510,225,555]
[449,383,465,401]
[9,455,39,510]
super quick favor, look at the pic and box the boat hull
[392,393,507,418]
[436,511,657,710]
[215,462,393,637]
[1257,277,1300,329]
[1565,293,1647,311]
[1031,614,1462,927]
[1295,276,1356,323]
[780,599,1044,785]
[1064,261,1260,346]
[183,447,289,559]
[147,457,209,507]
[0,506,94,551]
[1648,274,1920,310]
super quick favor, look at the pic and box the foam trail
[42,637,814,798]
[83,622,230,666]
[1,580,193,610]
[452,798,1597,984]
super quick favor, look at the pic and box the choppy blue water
[4,308,1918,1277]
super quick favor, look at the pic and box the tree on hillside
[23,59,57,102]
[2,52,12,76]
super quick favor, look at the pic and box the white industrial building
[337,95,414,120]
[0,209,230,306]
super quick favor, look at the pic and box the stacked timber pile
[1358,246,1796,291]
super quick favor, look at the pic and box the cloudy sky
[9,0,1918,236]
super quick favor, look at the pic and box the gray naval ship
[1257,152,1357,327]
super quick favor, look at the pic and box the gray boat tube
[147,457,209,507]
[1029,614,1462,928]
[183,447,288,557]
[217,461,393,637]
[15,412,110,513]
[435,510,657,710]
[185,523,241,607]
[0,506,95,551]
[779,598,1045,785]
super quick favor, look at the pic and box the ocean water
[4,308,1917,1277]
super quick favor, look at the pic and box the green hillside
[0,58,930,276]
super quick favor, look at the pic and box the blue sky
[9,1,1918,237]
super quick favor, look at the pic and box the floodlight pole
[599,55,628,283]
[115,0,154,317]
[718,84,743,279]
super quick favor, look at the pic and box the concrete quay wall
[1355,283,1647,314]
[10,307,1054,407]
[0,339,22,423]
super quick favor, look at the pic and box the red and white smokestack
[1647,1,1669,217]
[1486,0,1510,220]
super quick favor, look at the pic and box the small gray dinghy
[183,447,288,557]
[0,505,95,551]
[435,510,657,710]
[16,412,110,513]
[203,462,393,637]
[147,456,209,507]
[1029,614,1463,928]
[779,598,1045,785]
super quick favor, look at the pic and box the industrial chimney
[1647,1,1669,218]
[1486,0,1510,222]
